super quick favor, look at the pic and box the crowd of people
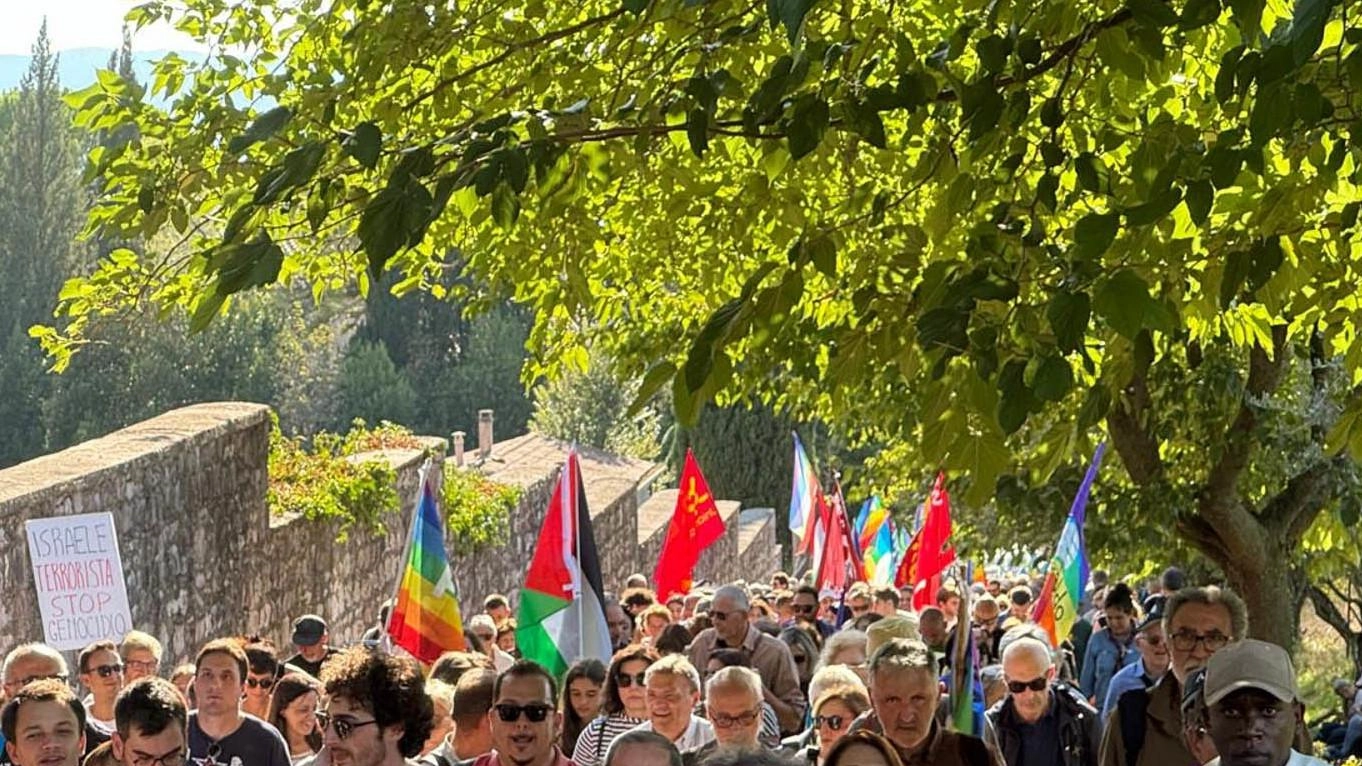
[3,566,1360,766]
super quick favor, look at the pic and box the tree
[47,0,1362,646]
[336,340,419,428]
[0,22,84,466]
[530,348,661,458]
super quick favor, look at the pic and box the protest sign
[25,512,133,650]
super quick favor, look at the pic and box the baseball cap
[291,615,327,646]
[1203,639,1299,706]
[1136,595,1166,632]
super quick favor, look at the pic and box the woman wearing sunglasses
[802,685,871,765]
[570,645,657,766]
[267,673,322,765]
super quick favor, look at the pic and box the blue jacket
[1079,627,1137,705]
[1099,659,1162,725]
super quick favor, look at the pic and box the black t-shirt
[284,648,340,679]
[188,712,290,766]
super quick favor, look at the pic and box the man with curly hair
[318,647,434,766]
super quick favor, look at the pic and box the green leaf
[1127,0,1181,27]
[1215,46,1244,103]
[1246,237,1284,292]
[805,233,838,279]
[623,0,650,13]
[1074,152,1109,193]
[767,0,817,46]
[917,306,971,354]
[1288,0,1338,67]
[1030,355,1073,402]
[627,362,676,417]
[1040,97,1064,129]
[1221,249,1249,308]
[787,95,830,159]
[1073,213,1120,259]
[1184,179,1214,225]
[490,182,521,229]
[1123,186,1183,226]
[1047,291,1091,352]
[1095,269,1153,338]
[344,122,382,169]
[189,291,227,334]
[686,108,710,158]
[227,106,291,154]
[1179,0,1222,29]
[672,366,701,426]
[1077,385,1112,428]
[1036,173,1058,212]
[357,179,434,276]
[961,81,1006,139]
[975,35,1011,74]
[214,236,285,295]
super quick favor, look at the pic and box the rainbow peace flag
[789,432,821,555]
[387,461,466,662]
[1034,443,1105,647]
[854,495,889,553]
[866,520,896,585]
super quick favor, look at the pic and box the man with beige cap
[1199,639,1327,766]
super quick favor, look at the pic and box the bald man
[984,637,1101,766]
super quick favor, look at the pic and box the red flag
[653,450,728,600]
[909,472,956,610]
[894,526,925,588]
[815,493,863,591]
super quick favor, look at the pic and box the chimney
[452,432,466,467]
[478,410,494,460]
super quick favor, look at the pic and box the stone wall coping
[0,402,271,509]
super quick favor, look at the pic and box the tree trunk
[1217,547,1301,649]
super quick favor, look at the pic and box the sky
[0,1,206,55]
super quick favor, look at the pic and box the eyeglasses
[316,711,379,740]
[709,610,737,621]
[616,672,648,688]
[710,709,760,728]
[815,714,848,731]
[494,703,553,723]
[4,673,68,689]
[1007,677,1048,694]
[1139,634,1165,647]
[88,664,124,678]
[127,746,186,766]
[1170,631,1230,652]
[125,660,159,675]
[245,677,275,690]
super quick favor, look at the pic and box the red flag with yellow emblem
[654,449,727,600]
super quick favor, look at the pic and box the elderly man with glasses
[687,585,807,736]
[1098,586,1247,766]
[984,637,1100,766]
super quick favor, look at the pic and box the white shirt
[1206,750,1330,766]
[613,716,715,756]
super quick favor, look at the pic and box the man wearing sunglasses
[788,587,834,640]
[241,640,280,722]
[78,641,125,734]
[471,661,571,766]
[1100,597,1171,725]
[188,639,290,766]
[0,643,109,765]
[687,585,807,736]
[315,648,434,766]
[984,637,1100,766]
[1098,586,1247,766]
[612,656,711,760]
[110,677,188,766]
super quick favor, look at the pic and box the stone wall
[0,404,782,665]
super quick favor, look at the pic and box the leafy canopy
[41,0,1362,505]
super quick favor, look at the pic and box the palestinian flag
[516,449,612,677]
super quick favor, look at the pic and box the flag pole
[385,457,431,640]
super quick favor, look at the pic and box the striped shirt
[572,714,645,766]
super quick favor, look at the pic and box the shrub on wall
[268,414,520,548]
[442,465,521,555]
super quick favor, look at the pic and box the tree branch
[402,7,628,111]
[1264,455,1347,542]
[1202,325,1291,518]
[932,9,1134,103]
[1106,342,1164,484]
[1307,583,1358,645]
[1176,511,1233,563]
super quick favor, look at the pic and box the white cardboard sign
[24,512,133,650]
